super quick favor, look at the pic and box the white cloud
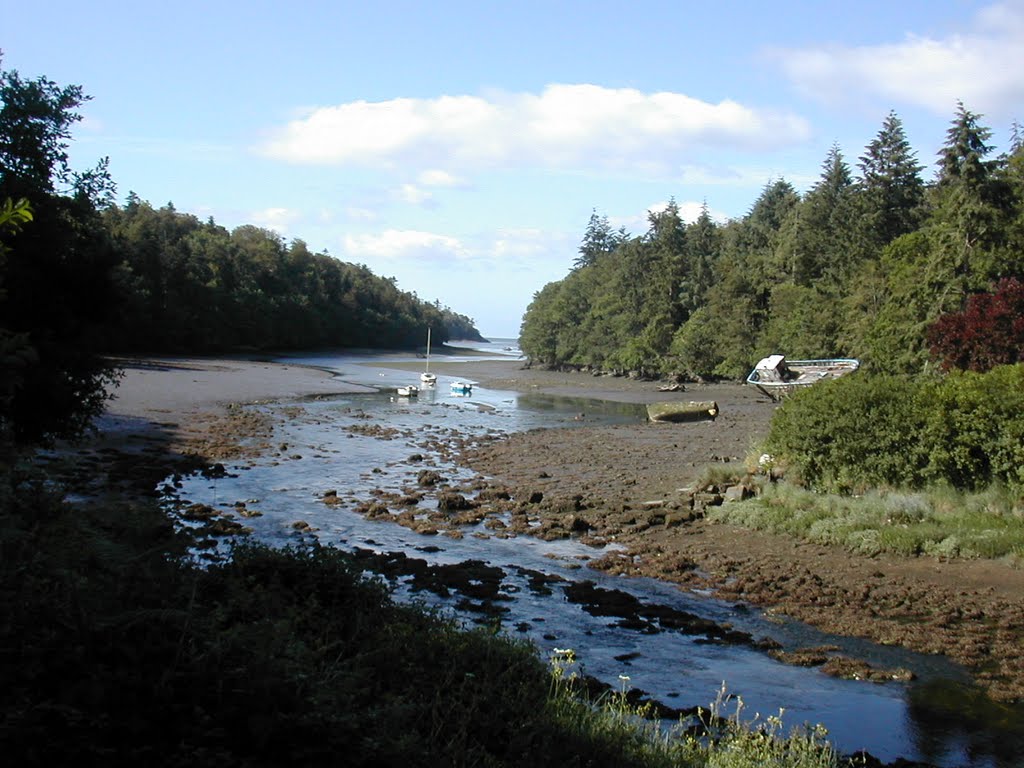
[342,226,574,278]
[492,228,549,258]
[261,84,811,175]
[772,2,1024,117]
[394,183,434,206]
[343,229,470,263]
[345,206,379,222]
[250,206,301,234]
[646,200,728,224]
[418,169,466,187]
[609,200,730,233]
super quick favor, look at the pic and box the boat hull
[646,400,718,423]
[746,356,860,401]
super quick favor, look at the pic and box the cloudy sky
[5,1,1023,336]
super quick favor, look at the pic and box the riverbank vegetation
[763,364,1024,495]
[520,108,1024,381]
[712,482,1024,562]
[100,197,483,353]
[1,60,866,767]
[1,459,859,767]
[0,60,479,444]
[711,362,1024,562]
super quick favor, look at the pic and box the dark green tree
[928,102,1010,291]
[644,198,688,329]
[788,143,857,286]
[856,111,925,250]
[573,208,620,269]
[680,202,718,317]
[0,63,120,445]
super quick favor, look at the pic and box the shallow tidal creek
[166,346,1023,767]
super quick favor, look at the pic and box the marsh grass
[2,461,857,767]
[546,657,844,768]
[709,481,1024,562]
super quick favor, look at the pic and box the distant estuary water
[166,343,1024,768]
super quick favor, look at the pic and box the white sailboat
[420,327,437,386]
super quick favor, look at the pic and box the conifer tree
[790,144,857,286]
[857,111,924,250]
[574,208,619,269]
[929,102,1009,296]
[680,203,718,317]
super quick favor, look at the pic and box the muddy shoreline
[381,356,1024,704]
[65,354,1024,705]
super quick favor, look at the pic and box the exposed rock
[417,469,445,487]
[437,492,474,512]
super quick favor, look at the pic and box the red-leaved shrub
[927,277,1024,372]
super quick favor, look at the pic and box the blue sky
[4,1,1023,337]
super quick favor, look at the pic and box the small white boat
[746,354,859,401]
[420,327,437,386]
[450,381,473,396]
[397,385,419,398]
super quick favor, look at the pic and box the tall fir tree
[789,143,857,286]
[857,111,925,251]
[929,102,1010,295]
[573,208,620,269]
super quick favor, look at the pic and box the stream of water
[165,343,1024,767]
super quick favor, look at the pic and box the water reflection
[908,681,1024,767]
[516,392,648,423]
[166,355,1024,767]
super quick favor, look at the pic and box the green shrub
[713,481,1024,563]
[920,365,1024,491]
[764,365,1024,495]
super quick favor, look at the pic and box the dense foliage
[100,197,463,353]
[926,276,1024,371]
[520,107,1024,379]
[0,476,568,767]
[0,63,121,445]
[763,364,1024,494]
[0,61,481,445]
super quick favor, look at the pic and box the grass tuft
[710,481,1024,564]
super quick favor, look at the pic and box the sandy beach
[76,353,1024,703]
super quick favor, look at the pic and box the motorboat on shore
[746,354,859,401]
[397,385,419,398]
[450,381,473,396]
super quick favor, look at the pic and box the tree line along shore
[4,57,1024,767]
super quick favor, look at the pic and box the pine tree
[680,203,718,317]
[929,102,1009,294]
[857,111,924,253]
[574,208,619,269]
[791,144,857,286]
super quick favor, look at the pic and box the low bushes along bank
[764,364,1024,495]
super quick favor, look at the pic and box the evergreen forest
[519,107,1024,380]
[0,61,481,446]
[0,61,862,767]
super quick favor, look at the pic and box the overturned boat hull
[647,400,718,423]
